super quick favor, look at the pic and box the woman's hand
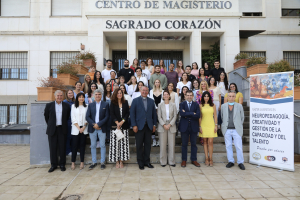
[214,125,217,133]
[218,106,221,111]
[199,127,202,134]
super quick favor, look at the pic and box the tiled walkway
[0,146,299,200]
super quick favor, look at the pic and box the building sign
[249,72,294,172]
[105,19,221,30]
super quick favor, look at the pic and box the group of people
[44,58,246,173]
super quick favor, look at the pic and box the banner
[249,72,294,171]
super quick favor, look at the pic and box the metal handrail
[233,71,250,83]
[295,113,300,118]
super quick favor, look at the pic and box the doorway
[112,51,127,72]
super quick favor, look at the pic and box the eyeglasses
[91,86,96,88]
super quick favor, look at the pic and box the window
[282,9,300,16]
[0,105,27,125]
[51,0,81,16]
[0,52,28,80]
[240,51,266,58]
[0,0,30,16]
[242,12,262,16]
[50,51,80,77]
[283,51,300,69]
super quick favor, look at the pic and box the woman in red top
[130,58,139,72]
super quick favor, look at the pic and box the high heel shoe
[205,158,209,166]
[71,163,76,170]
[80,163,84,170]
[209,159,213,167]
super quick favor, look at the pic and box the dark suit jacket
[188,74,197,82]
[130,96,157,131]
[86,101,109,133]
[44,101,70,136]
[179,101,200,133]
[110,100,130,129]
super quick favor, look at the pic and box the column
[127,30,136,61]
[190,30,202,67]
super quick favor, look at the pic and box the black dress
[153,94,162,107]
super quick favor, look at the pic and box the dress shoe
[226,162,234,168]
[161,165,166,167]
[192,161,201,167]
[101,163,106,170]
[144,163,154,168]
[181,161,186,168]
[238,163,245,170]
[60,166,66,171]
[89,163,97,170]
[170,164,176,167]
[48,166,57,173]
[139,165,144,170]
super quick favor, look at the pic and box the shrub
[69,58,83,65]
[234,53,249,61]
[295,73,300,87]
[267,60,294,73]
[246,56,267,67]
[76,51,97,61]
[37,76,66,89]
[57,62,79,76]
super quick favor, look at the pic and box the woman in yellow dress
[199,91,218,167]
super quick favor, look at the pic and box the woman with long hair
[85,82,98,104]
[63,90,75,156]
[199,91,218,167]
[132,81,145,99]
[73,81,83,99]
[119,84,132,107]
[167,83,179,112]
[176,73,191,96]
[71,93,88,170]
[159,59,167,74]
[81,74,92,93]
[203,62,211,77]
[191,62,199,78]
[109,89,130,168]
[191,79,200,101]
[217,72,229,126]
[118,76,128,91]
[208,77,221,121]
[146,57,154,75]
[199,68,209,83]
[224,83,243,104]
[103,83,112,105]
[175,60,184,81]
[179,86,189,103]
[128,76,137,97]
[93,71,104,94]
[130,58,139,72]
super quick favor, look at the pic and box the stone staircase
[66,103,250,164]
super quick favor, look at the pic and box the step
[66,152,250,164]
[243,106,249,111]
[83,143,250,154]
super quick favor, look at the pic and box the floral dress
[196,90,214,105]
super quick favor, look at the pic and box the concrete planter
[234,59,249,70]
[83,59,96,67]
[72,64,88,75]
[37,87,63,101]
[57,74,79,86]
[295,86,300,100]
[247,64,268,77]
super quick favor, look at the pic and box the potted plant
[37,77,66,101]
[246,55,268,77]
[295,73,300,100]
[234,53,249,69]
[56,62,79,86]
[70,59,88,75]
[76,51,97,67]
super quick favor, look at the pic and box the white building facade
[0,0,299,124]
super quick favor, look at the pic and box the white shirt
[136,76,148,86]
[55,101,62,126]
[95,101,101,124]
[132,92,141,99]
[102,69,117,83]
[217,82,228,97]
[128,84,137,96]
[165,104,170,120]
[176,81,191,94]
[124,94,132,106]
[211,87,221,101]
[136,68,151,80]
[78,106,84,126]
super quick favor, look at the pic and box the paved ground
[0,146,300,200]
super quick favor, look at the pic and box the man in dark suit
[86,89,110,170]
[179,90,201,168]
[130,86,157,170]
[44,90,71,173]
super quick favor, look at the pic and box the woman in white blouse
[119,84,132,107]
[176,73,191,96]
[135,67,148,86]
[127,76,137,97]
[71,93,88,170]
[132,81,145,99]
[167,83,179,113]
[208,77,221,120]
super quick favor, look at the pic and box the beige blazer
[157,102,177,133]
[221,103,244,137]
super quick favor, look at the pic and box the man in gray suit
[221,90,245,170]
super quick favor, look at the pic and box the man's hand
[152,126,156,133]
[133,126,138,133]
[182,109,185,112]
[93,123,101,130]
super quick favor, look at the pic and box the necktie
[111,79,114,91]
[188,102,191,111]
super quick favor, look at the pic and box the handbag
[112,129,125,141]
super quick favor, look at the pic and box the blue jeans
[224,129,244,164]
[181,124,198,161]
[89,129,106,164]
